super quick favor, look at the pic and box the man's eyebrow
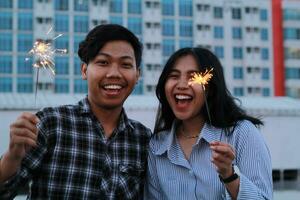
[97,52,134,60]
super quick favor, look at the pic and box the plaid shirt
[0,97,151,200]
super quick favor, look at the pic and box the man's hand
[8,112,40,162]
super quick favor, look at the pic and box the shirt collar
[153,121,226,156]
[78,96,134,131]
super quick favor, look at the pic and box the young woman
[144,48,272,200]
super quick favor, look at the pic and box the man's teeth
[104,85,122,90]
[175,95,192,100]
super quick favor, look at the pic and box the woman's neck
[180,116,205,138]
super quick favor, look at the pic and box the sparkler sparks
[26,27,67,106]
[188,68,214,126]
[188,68,214,90]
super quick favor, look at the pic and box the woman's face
[164,54,205,121]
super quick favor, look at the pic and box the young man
[0,24,151,199]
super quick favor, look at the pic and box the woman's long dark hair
[154,47,263,134]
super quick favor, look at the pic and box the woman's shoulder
[149,130,171,154]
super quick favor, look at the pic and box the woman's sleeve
[226,121,273,200]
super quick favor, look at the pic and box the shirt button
[189,170,193,175]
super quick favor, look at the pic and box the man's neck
[88,99,123,139]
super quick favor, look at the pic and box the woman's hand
[210,141,235,179]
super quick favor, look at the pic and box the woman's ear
[81,63,87,80]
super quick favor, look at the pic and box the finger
[11,135,37,147]
[20,112,40,124]
[11,118,38,134]
[10,127,38,142]
[211,151,233,165]
[210,146,235,159]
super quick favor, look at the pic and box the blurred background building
[0,0,299,98]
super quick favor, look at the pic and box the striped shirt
[0,97,151,200]
[144,120,273,200]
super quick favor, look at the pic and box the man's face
[81,40,140,110]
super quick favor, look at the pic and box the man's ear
[136,67,141,83]
[81,63,87,80]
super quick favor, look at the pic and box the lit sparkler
[188,68,214,125]
[26,27,67,105]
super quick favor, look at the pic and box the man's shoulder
[36,103,81,120]
[127,118,152,138]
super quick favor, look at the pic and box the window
[128,17,142,35]
[55,57,69,75]
[179,20,193,37]
[232,27,242,39]
[0,12,12,30]
[110,16,123,25]
[128,0,141,14]
[74,78,87,93]
[132,79,143,95]
[18,56,32,74]
[0,56,12,73]
[262,68,269,80]
[214,46,224,58]
[214,7,223,19]
[74,35,84,53]
[55,0,69,11]
[272,170,281,182]
[55,14,69,32]
[233,87,244,96]
[285,48,300,59]
[214,26,223,39]
[17,77,33,93]
[286,68,300,79]
[162,0,174,16]
[232,8,241,19]
[179,0,192,17]
[260,9,268,21]
[0,0,12,8]
[179,40,193,48]
[18,13,33,30]
[55,35,69,50]
[163,39,175,57]
[233,47,243,59]
[74,0,88,11]
[0,33,12,51]
[18,34,33,52]
[262,88,270,96]
[284,28,300,40]
[74,15,89,33]
[0,77,12,92]
[110,0,122,13]
[18,0,33,9]
[233,66,243,79]
[284,9,300,20]
[55,78,69,93]
[74,57,81,75]
[283,169,298,181]
[162,19,175,36]
[261,28,268,40]
[261,48,269,60]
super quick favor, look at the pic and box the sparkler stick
[188,68,214,125]
[26,27,67,106]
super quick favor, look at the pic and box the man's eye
[122,63,133,68]
[96,60,108,65]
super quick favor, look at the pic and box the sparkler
[26,27,67,106]
[188,68,214,125]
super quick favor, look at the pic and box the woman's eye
[167,74,178,79]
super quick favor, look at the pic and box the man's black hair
[78,24,142,67]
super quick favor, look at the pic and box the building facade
[0,0,299,97]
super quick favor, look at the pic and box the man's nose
[106,63,121,78]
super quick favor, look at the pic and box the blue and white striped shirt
[145,120,273,200]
